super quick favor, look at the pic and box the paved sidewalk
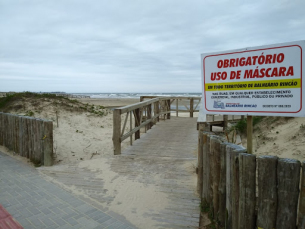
[0,151,137,229]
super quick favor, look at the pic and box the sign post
[201,40,305,153]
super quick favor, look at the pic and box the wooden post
[247,116,253,154]
[56,110,59,127]
[218,142,227,227]
[190,98,194,118]
[147,104,152,130]
[130,111,133,145]
[210,137,221,218]
[298,161,305,228]
[0,112,3,146]
[166,99,171,119]
[202,133,208,200]
[176,99,178,117]
[0,113,2,143]
[238,153,256,229]
[206,135,212,205]
[43,120,53,166]
[113,109,121,155]
[197,130,203,197]
[232,149,241,229]
[225,146,245,229]
[134,108,141,140]
[223,115,228,131]
[257,155,278,229]
[154,101,159,122]
[276,158,301,229]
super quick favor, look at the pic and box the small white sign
[201,40,305,117]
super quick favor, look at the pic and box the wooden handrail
[113,96,201,155]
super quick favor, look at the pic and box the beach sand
[1,97,198,228]
[3,96,305,228]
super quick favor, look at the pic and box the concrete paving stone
[27,206,41,215]
[65,216,79,226]
[96,214,112,224]
[40,217,55,227]
[99,218,118,228]
[0,152,137,229]
[105,220,124,229]
[51,217,67,226]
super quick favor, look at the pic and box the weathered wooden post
[190,98,194,118]
[223,115,228,130]
[43,120,53,166]
[202,133,209,202]
[230,148,246,229]
[299,161,305,228]
[113,109,121,155]
[247,116,253,154]
[257,155,278,229]
[0,112,3,146]
[130,111,133,145]
[154,101,160,122]
[134,108,141,140]
[210,137,221,218]
[206,135,212,205]
[147,104,152,130]
[166,99,171,119]
[197,129,203,197]
[218,142,227,227]
[276,158,300,229]
[238,153,256,229]
[176,99,178,117]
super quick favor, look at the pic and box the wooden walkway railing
[112,96,201,155]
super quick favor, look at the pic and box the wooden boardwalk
[39,116,200,228]
[118,117,200,228]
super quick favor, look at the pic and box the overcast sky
[1,0,304,93]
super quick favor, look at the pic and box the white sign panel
[201,40,305,117]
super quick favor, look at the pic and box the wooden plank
[14,115,20,155]
[0,113,3,146]
[134,108,141,140]
[119,98,159,114]
[276,158,300,229]
[147,104,152,130]
[154,101,160,122]
[130,111,133,145]
[238,153,256,229]
[43,120,53,166]
[247,116,253,154]
[223,115,228,130]
[207,135,213,206]
[197,130,203,197]
[210,137,221,218]
[190,98,194,118]
[231,149,243,229]
[166,100,171,119]
[202,132,209,202]
[218,142,227,227]
[299,161,305,228]
[113,109,121,155]
[176,99,178,117]
[257,155,278,229]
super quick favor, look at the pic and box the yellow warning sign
[205,79,301,91]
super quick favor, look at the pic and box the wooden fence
[113,96,201,155]
[140,96,201,118]
[0,112,53,166]
[197,130,305,229]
